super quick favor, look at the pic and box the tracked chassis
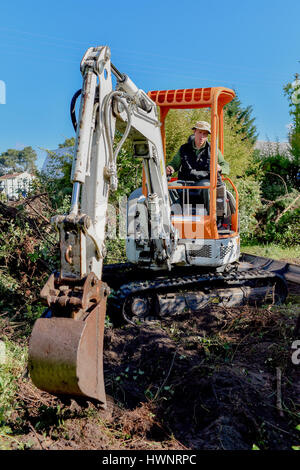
[104,262,288,325]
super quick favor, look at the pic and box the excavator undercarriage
[104,263,288,325]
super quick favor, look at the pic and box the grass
[0,339,27,449]
[241,243,300,263]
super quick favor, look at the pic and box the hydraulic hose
[70,89,82,132]
[103,90,132,190]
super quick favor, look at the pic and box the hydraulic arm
[28,45,178,406]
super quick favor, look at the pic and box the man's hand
[166,165,175,176]
[190,169,209,179]
[217,164,222,173]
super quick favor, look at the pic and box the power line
[0,26,291,82]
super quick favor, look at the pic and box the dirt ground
[2,295,299,451]
[0,198,299,451]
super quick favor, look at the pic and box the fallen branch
[28,423,45,450]
[24,192,48,202]
[275,194,300,224]
[265,172,288,195]
[25,200,51,224]
[154,350,177,400]
[264,419,294,436]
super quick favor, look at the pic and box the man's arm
[166,149,181,175]
[217,149,229,175]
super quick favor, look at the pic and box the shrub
[255,189,300,246]
[234,178,262,242]
[274,207,300,246]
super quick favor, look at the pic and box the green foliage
[249,151,299,200]
[240,242,300,263]
[0,222,56,286]
[223,115,255,178]
[58,137,75,148]
[245,111,300,246]
[224,92,258,144]
[104,239,126,264]
[0,146,37,176]
[273,206,300,246]
[0,340,26,430]
[37,146,73,211]
[283,76,300,165]
[235,178,262,241]
[255,189,300,246]
[112,135,143,201]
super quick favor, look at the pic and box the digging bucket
[28,295,107,408]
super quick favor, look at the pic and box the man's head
[192,121,211,148]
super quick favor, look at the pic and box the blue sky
[0,0,299,168]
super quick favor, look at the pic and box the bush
[36,148,73,211]
[274,207,300,246]
[259,154,298,200]
[255,189,300,246]
[234,178,262,242]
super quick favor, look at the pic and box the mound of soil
[102,305,299,450]
[5,301,298,451]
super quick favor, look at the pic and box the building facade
[0,171,35,200]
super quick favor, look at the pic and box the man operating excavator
[27,47,288,408]
[166,121,229,214]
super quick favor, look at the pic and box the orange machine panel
[148,87,235,110]
[171,215,212,239]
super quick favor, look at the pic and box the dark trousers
[169,179,210,215]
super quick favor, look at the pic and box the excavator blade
[28,294,107,407]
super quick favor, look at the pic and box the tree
[58,137,75,148]
[0,146,37,176]
[284,73,300,166]
[244,74,300,246]
[224,93,258,144]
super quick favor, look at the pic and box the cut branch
[276,367,284,417]
[275,194,300,224]
[265,172,289,195]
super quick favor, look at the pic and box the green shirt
[168,139,230,175]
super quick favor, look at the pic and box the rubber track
[107,268,287,323]
[240,253,300,285]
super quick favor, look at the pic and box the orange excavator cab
[147,87,239,241]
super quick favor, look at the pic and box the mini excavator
[28,46,287,407]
